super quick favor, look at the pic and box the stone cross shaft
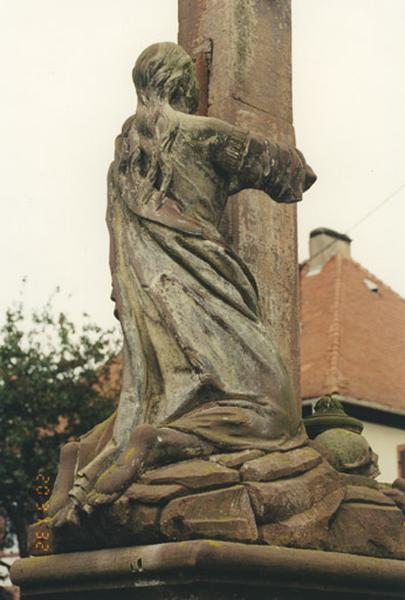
[178,0,300,400]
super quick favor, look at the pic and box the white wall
[362,421,405,483]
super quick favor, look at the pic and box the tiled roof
[300,255,405,413]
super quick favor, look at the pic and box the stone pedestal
[11,540,405,599]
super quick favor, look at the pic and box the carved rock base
[28,445,405,560]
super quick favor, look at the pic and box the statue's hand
[304,161,317,191]
[295,148,317,193]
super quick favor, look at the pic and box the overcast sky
[1,0,404,332]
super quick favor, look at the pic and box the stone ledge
[11,540,405,599]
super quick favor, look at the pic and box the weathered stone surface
[240,446,322,482]
[339,472,379,489]
[344,485,396,506]
[124,483,187,504]
[140,459,239,490]
[328,502,405,559]
[383,487,405,513]
[161,485,258,543]
[313,428,379,478]
[260,488,345,549]
[210,449,264,468]
[128,504,160,541]
[44,31,316,553]
[178,0,301,399]
[27,519,56,556]
[14,3,405,567]
[12,540,405,599]
[383,478,405,513]
[99,498,161,545]
[29,514,99,556]
[394,477,405,491]
[29,500,163,556]
[246,463,342,523]
[47,441,79,517]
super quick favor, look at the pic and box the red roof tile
[300,255,405,413]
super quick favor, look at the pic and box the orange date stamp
[33,473,52,553]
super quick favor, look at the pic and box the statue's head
[133,42,199,114]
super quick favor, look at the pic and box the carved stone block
[328,502,405,559]
[161,485,258,542]
[98,499,161,546]
[140,459,239,490]
[338,472,379,489]
[259,487,345,549]
[124,483,187,504]
[246,463,341,523]
[210,449,264,468]
[240,446,322,482]
[344,485,396,506]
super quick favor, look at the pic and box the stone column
[178,0,300,400]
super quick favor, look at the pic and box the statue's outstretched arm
[211,121,316,202]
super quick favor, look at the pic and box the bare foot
[85,425,214,507]
[84,490,119,509]
[86,449,143,507]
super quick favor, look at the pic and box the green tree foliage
[0,295,119,556]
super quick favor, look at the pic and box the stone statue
[37,43,403,559]
[48,41,315,525]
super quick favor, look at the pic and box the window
[363,278,379,293]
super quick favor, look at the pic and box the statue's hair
[124,42,196,208]
[133,42,191,102]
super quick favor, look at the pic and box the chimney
[309,228,351,270]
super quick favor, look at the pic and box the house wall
[362,421,405,482]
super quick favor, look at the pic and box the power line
[308,181,405,263]
[346,181,405,235]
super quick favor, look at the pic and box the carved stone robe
[99,109,311,454]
